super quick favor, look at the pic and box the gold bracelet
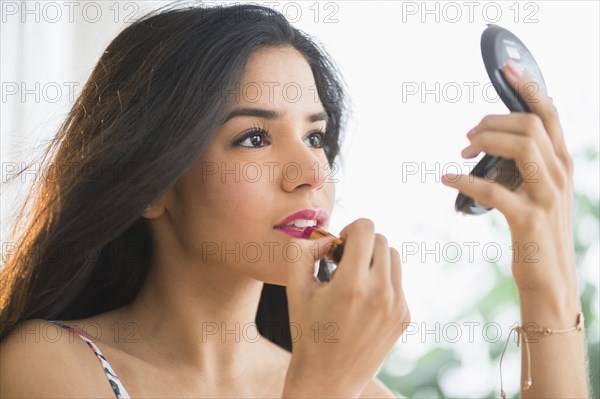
[499,311,585,399]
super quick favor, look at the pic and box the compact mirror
[455,24,548,215]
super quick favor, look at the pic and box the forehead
[234,46,321,110]
[242,46,313,85]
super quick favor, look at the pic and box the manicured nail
[506,59,523,78]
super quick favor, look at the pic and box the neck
[122,253,269,381]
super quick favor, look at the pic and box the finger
[370,234,392,291]
[441,173,527,222]
[388,247,408,341]
[502,59,571,167]
[286,235,337,301]
[470,114,566,187]
[389,247,402,299]
[463,130,558,201]
[335,218,375,286]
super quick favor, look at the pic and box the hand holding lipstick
[301,226,345,266]
[283,219,410,398]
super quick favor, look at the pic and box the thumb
[503,58,550,110]
[286,235,337,301]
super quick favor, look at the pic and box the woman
[0,3,590,398]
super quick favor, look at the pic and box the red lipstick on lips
[273,209,344,263]
[273,209,328,238]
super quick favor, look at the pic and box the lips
[273,208,329,237]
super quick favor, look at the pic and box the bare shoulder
[360,376,399,398]
[0,318,115,398]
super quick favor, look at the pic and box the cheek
[170,155,336,283]
[189,167,273,232]
[325,180,335,203]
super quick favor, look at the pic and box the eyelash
[233,123,327,149]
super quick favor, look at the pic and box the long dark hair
[0,3,349,351]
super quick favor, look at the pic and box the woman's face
[161,46,336,285]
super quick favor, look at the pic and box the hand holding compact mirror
[455,24,548,215]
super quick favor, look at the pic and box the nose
[279,138,328,193]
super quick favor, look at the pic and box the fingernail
[441,174,460,184]
[461,145,472,157]
[466,128,476,139]
[506,59,523,78]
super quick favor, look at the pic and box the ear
[141,189,174,219]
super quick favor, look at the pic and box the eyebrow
[221,108,328,125]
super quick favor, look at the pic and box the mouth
[273,208,329,238]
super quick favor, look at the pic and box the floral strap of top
[47,320,131,399]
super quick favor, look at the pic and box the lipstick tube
[302,227,345,264]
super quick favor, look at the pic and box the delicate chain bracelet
[498,311,585,399]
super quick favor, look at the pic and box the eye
[305,130,327,149]
[233,124,272,148]
[232,125,327,149]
